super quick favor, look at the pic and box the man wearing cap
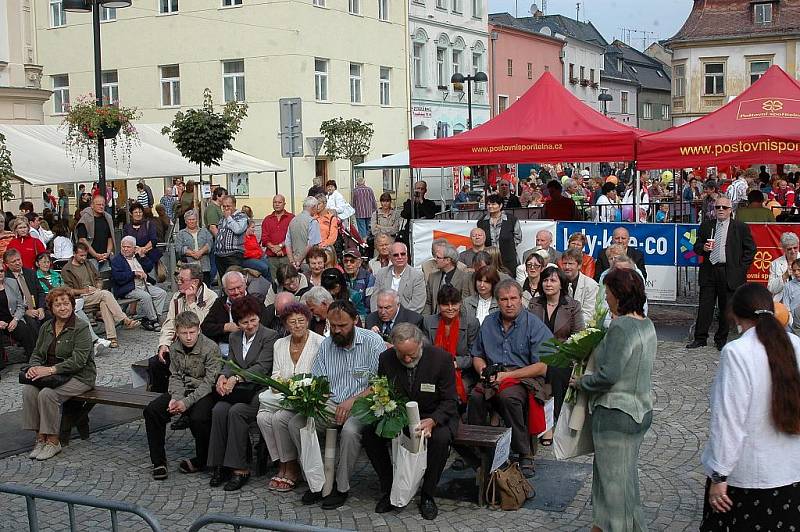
[342,248,375,322]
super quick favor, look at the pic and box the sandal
[178,458,204,474]
[152,465,168,480]
[273,477,296,493]
[123,319,141,330]
[109,339,119,349]
[538,437,553,447]
[268,476,284,490]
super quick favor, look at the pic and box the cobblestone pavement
[0,325,717,531]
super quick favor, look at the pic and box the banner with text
[411,219,557,267]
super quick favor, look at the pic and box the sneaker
[36,442,62,461]
[93,342,105,358]
[96,338,112,348]
[28,441,45,460]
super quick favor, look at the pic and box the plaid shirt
[352,184,377,219]
[215,210,248,257]
[160,195,176,220]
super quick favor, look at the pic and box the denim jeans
[356,218,370,238]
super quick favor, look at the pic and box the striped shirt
[352,184,377,219]
[312,327,383,403]
[215,210,249,257]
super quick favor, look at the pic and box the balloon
[462,167,472,177]
[661,170,674,183]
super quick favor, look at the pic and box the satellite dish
[530,4,538,15]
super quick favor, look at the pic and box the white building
[409,0,490,139]
[32,0,409,215]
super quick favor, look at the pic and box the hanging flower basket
[62,94,141,170]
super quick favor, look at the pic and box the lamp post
[62,0,132,195]
[599,89,613,117]
[451,71,488,130]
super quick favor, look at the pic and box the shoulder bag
[485,461,534,511]
[19,365,71,389]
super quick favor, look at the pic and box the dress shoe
[170,414,190,430]
[685,340,707,349]
[419,495,438,520]
[301,489,323,505]
[223,472,250,491]
[321,489,349,510]
[375,494,397,513]
[209,466,230,487]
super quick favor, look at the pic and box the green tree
[319,117,374,189]
[0,133,15,211]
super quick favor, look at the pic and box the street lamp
[63,0,132,195]
[599,89,613,116]
[451,71,488,130]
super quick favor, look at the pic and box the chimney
[534,9,544,19]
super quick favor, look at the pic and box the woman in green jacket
[22,287,96,461]
[575,267,656,532]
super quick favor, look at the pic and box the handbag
[216,381,260,404]
[19,365,71,389]
[485,461,534,511]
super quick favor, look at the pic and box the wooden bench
[60,385,161,445]
[453,424,512,506]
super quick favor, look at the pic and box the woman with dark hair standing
[573,267,655,531]
[476,194,522,273]
[700,283,800,531]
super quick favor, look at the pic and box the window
[99,7,116,21]
[413,43,425,87]
[507,59,513,77]
[755,3,773,25]
[472,52,483,92]
[101,70,119,105]
[590,68,595,83]
[315,58,329,101]
[452,49,462,77]
[498,95,509,114]
[527,63,533,79]
[348,0,360,14]
[313,0,325,5]
[50,0,66,28]
[223,60,245,102]
[160,0,178,14]
[673,63,686,97]
[620,90,629,114]
[160,65,181,107]
[704,62,725,95]
[662,104,670,121]
[222,0,242,6]
[452,0,462,13]
[642,102,652,119]
[472,0,482,17]
[656,70,664,78]
[349,63,362,103]
[378,0,388,20]
[580,66,585,80]
[749,60,771,84]
[630,66,638,73]
[437,47,447,87]
[436,0,447,9]
[379,67,391,106]
[52,75,69,114]
[569,63,575,80]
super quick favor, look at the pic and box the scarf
[498,378,546,435]
[434,315,466,402]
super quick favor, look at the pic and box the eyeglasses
[714,206,731,210]
[392,252,407,257]
[285,317,308,326]
[527,263,542,270]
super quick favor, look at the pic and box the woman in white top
[594,182,619,223]
[256,303,323,493]
[51,222,74,263]
[325,179,355,228]
[462,266,500,325]
[700,283,800,531]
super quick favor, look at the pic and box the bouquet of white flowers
[351,375,409,439]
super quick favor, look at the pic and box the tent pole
[633,161,639,224]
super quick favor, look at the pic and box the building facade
[667,0,800,126]
[487,13,565,116]
[33,0,410,215]
[409,0,490,139]
[1,0,50,124]
[599,52,639,126]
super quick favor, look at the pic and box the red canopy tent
[408,72,643,168]
[637,65,800,169]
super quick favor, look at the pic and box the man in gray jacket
[285,196,322,269]
[214,195,249,278]
[371,242,426,313]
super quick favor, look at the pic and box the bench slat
[73,386,160,408]
[454,425,510,447]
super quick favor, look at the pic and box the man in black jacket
[365,289,424,337]
[687,196,756,350]
[401,180,439,221]
[594,226,647,281]
[361,323,458,520]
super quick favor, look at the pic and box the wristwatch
[710,471,727,484]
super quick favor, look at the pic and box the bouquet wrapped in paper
[352,375,409,439]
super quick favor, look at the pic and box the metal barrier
[0,482,162,532]
[188,513,350,532]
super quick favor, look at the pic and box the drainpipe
[490,30,498,116]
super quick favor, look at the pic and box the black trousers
[361,425,452,499]
[147,354,170,393]
[2,317,37,360]
[143,392,215,467]
[694,264,735,345]
[215,254,242,279]
[467,383,531,456]
[547,365,572,422]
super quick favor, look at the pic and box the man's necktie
[382,321,392,336]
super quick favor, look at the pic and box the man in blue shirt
[468,279,553,471]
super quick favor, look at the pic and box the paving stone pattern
[0,325,717,531]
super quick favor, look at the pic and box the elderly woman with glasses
[175,209,214,286]
[257,302,324,492]
[122,202,162,275]
[767,232,800,303]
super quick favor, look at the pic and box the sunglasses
[392,252,407,257]
[714,206,731,210]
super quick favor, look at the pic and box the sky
[488,0,693,50]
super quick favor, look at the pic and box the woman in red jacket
[7,216,45,269]
[241,219,272,281]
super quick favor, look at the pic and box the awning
[409,71,643,168]
[0,123,284,185]
[355,150,409,169]
[637,66,800,169]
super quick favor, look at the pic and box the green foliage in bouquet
[351,375,409,439]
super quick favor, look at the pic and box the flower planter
[101,123,121,139]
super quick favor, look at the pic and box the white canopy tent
[0,123,284,185]
[355,150,409,170]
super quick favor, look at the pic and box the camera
[481,363,507,385]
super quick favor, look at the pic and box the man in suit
[593,226,647,281]
[421,239,468,282]
[365,289,424,336]
[687,196,756,350]
[372,242,426,313]
[3,248,46,328]
[559,248,600,324]
[424,244,472,314]
[361,323,458,520]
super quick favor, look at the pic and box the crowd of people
[11,174,800,529]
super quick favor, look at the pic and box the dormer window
[617,58,623,71]
[755,3,773,25]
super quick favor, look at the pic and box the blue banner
[676,224,702,266]
[555,222,676,266]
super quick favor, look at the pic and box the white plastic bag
[390,434,428,508]
[299,418,326,493]
[553,396,594,460]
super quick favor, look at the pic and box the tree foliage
[161,88,248,169]
[319,118,374,163]
[0,133,16,208]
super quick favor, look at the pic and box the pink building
[488,13,566,117]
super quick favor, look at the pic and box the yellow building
[33,0,410,216]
